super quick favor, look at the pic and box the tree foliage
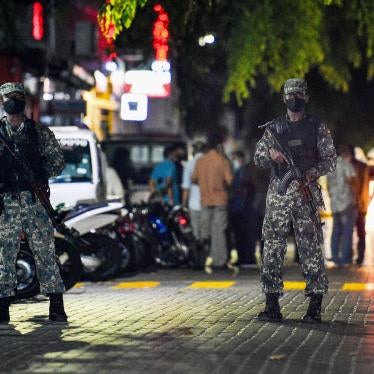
[98,0,374,107]
[224,0,374,104]
[98,0,148,40]
[99,0,374,103]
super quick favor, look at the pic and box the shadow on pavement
[0,323,223,373]
[0,319,88,372]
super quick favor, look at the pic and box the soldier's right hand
[269,148,287,164]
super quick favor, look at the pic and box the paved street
[1,262,374,374]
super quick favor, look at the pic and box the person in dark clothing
[112,148,136,191]
[173,143,186,203]
[0,82,67,323]
[248,144,270,261]
[229,150,257,265]
[254,78,336,323]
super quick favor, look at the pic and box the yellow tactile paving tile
[87,280,374,292]
[283,281,306,290]
[342,283,374,291]
[73,282,85,288]
[113,281,160,289]
[284,281,374,291]
[188,281,236,289]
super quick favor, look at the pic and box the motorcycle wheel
[55,237,83,291]
[132,234,150,267]
[121,234,149,272]
[100,228,136,274]
[16,246,40,299]
[79,233,121,281]
[118,239,132,272]
[156,241,184,268]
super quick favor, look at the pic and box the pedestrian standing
[229,150,257,265]
[112,147,136,192]
[174,143,186,203]
[349,145,370,266]
[101,152,125,202]
[182,140,206,239]
[326,144,357,267]
[246,145,270,260]
[254,78,337,323]
[192,133,233,274]
[0,82,67,323]
[106,166,125,201]
[149,145,180,205]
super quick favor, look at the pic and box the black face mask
[285,97,305,113]
[3,98,26,115]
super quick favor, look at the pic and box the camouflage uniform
[0,86,65,297]
[254,79,337,297]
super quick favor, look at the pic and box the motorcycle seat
[63,202,109,221]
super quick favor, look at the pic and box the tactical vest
[270,115,319,179]
[0,118,47,194]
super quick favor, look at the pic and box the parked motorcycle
[16,200,133,297]
[61,202,123,281]
[16,236,83,299]
[110,208,151,271]
[130,201,207,268]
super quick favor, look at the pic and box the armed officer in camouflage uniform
[0,82,67,323]
[254,78,336,323]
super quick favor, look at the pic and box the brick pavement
[1,265,374,374]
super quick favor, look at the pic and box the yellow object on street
[342,283,374,291]
[73,282,85,288]
[113,281,160,289]
[283,281,306,290]
[188,281,236,289]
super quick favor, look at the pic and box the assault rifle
[0,129,77,239]
[259,121,325,244]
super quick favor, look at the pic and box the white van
[49,126,106,208]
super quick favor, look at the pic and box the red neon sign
[153,4,169,61]
[32,2,44,41]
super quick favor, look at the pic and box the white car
[49,126,107,209]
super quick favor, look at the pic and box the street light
[198,34,215,46]
[104,60,118,72]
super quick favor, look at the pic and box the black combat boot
[0,297,11,323]
[258,293,283,322]
[302,294,323,323]
[49,293,68,322]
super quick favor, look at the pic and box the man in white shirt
[182,140,206,239]
[102,153,125,202]
[106,166,125,201]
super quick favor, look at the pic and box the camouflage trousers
[0,192,65,298]
[261,183,328,296]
